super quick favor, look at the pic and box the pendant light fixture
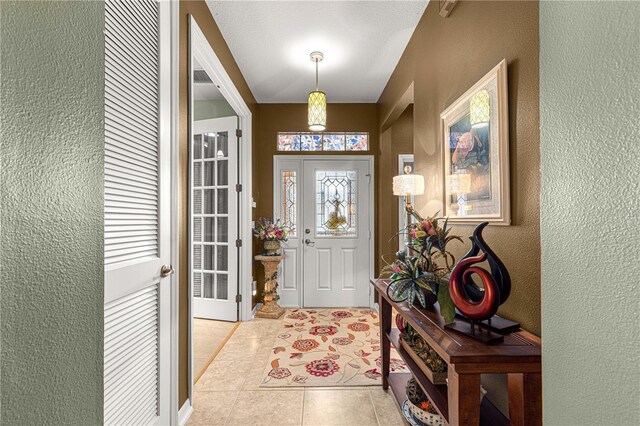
[308,51,327,131]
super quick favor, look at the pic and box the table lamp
[393,166,425,241]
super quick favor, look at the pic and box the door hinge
[235,294,242,303]
[236,239,242,247]
[236,129,242,138]
[368,230,371,239]
[236,183,242,192]
[366,173,371,184]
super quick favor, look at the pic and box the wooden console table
[372,279,541,426]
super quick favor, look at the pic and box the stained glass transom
[277,133,300,151]
[278,132,368,152]
[301,133,322,151]
[282,171,297,237]
[323,133,345,151]
[315,171,357,237]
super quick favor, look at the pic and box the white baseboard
[251,303,263,318]
[178,399,193,426]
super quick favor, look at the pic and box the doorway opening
[273,155,375,309]
[187,16,253,406]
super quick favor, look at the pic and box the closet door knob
[160,265,174,278]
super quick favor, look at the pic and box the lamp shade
[308,91,326,131]
[393,174,425,196]
[469,89,490,128]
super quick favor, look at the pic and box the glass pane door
[191,116,238,321]
[193,132,229,301]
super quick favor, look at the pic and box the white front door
[191,117,238,321]
[275,157,373,308]
[103,0,172,424]
[299,159,372,307]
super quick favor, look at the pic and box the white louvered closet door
[104,0,171,425]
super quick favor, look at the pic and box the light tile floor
[188,315,405,426]
[194,318,238,380]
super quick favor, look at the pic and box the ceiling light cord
[315,58,319,91]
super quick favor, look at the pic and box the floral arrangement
[382,212,462,324]
[253,218,289,241]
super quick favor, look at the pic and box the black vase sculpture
[446,222,520,343]
[459,222,511,305]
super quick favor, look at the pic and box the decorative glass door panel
[192,117,238,321]
[315,171,357,237]
[282,171,297,237]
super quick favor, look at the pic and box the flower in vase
[421,219,437,236]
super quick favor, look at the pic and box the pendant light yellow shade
[308,90,326,131]
[470,89,490,128]
[308,51,327,131]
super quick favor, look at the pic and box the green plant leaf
[437,284,456,324]
[415,287,427,308]
[391,279,410,300]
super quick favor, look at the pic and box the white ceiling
[206,1,429,103]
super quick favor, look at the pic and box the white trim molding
[188,15,254,411]
[252,302,263,317]
[189,16,253,322]
[169,1,180,424]
[177,400,194,426]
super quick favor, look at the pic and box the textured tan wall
[378,0,541,335]
[179,0,257,407]
[378,105,414,265]
[253,103,379,305]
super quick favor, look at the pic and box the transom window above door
[277,132,368,152]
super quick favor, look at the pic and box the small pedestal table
[254,254,285,319]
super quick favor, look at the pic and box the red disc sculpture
[449,253,501,320]
[446,222,517,343]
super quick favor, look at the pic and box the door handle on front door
[304,239,315,247]
[160,265,174,278]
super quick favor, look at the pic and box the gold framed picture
[441,59,510,225]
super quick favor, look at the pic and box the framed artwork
[440,59,510,225]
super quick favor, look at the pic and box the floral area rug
[260,308,407,387]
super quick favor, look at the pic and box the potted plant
[253,218,289,256]
[382,213,462,324]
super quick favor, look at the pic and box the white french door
[103,1,172,425]
[275,157,373,308]
[191,117,238,321]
